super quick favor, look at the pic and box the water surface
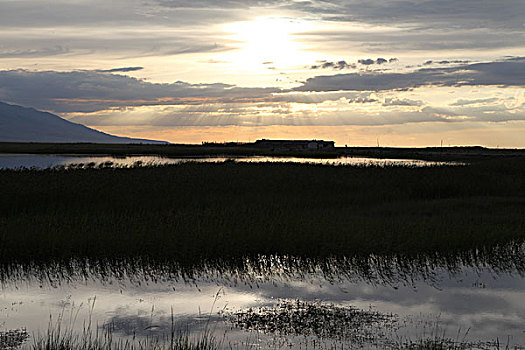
[2,250,525,349]
[0,154,455,169]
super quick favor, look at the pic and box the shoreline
[1,142,525,162]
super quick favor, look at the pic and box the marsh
[1,159,525,349]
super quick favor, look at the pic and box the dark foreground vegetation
[0,141,340,159]
[1,159,525,266]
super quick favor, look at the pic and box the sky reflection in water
[2,252,525,349]
[0,154,454,170]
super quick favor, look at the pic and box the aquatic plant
[31,301,221,350]
[0,328,29,349]
[228,300,398,345]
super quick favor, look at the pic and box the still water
[2,251,525,349]
[0,154,454,169]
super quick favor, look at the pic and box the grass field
[1,159,524,266]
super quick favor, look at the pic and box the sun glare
[222,17,314,70]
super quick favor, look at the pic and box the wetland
[1,157,525,349]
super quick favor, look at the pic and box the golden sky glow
[0,0,524,146]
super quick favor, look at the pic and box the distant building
[253,139,335,150]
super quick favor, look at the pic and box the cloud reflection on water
[3,246,525,348]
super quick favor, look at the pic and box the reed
[1,159,524,265]
[31,300,221,350]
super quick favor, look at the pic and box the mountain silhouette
[0,101,166,143]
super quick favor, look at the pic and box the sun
[222,17,314,70]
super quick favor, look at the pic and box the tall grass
[31,299,221,350]
[32,322,220,350]
[1,159,524,266]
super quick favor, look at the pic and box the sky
[0,0,524,146]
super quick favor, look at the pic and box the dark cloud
[287,0,525,31]
[424,60,471,66]
[310,60,355,70]
[438,60,470,64]
[96,67,144,73]
[296,58,525,92]
[358,58,375,65]
[0,69,279,113]
[358,58,395,65]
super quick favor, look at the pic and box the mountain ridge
[0,101,167,144]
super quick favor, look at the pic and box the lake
[2,247,525,349]
[0,153,456,169]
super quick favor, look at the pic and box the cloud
[350,97,378,104]
[296,58,525,92]
[1,0,523,65]
[1,59,523,129]
[287,0,525,31]
[0,69,279,113]
[449,98,499,106]
[0,0,245,28]
[0,46,70,58]
[96,67,144,73]
[0,1,234,61]
[267,91,373,104]
[424,60,471,66]
[358,58,375,65]
[311,58,396,70]
[300,27,524,52]
[383,98,423,107]
[358,58,394,65]
[153,0,525,34]
[0,30,230,61]
[310,60,355,70]
[438,60,470,65]
[155,0,284,9]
